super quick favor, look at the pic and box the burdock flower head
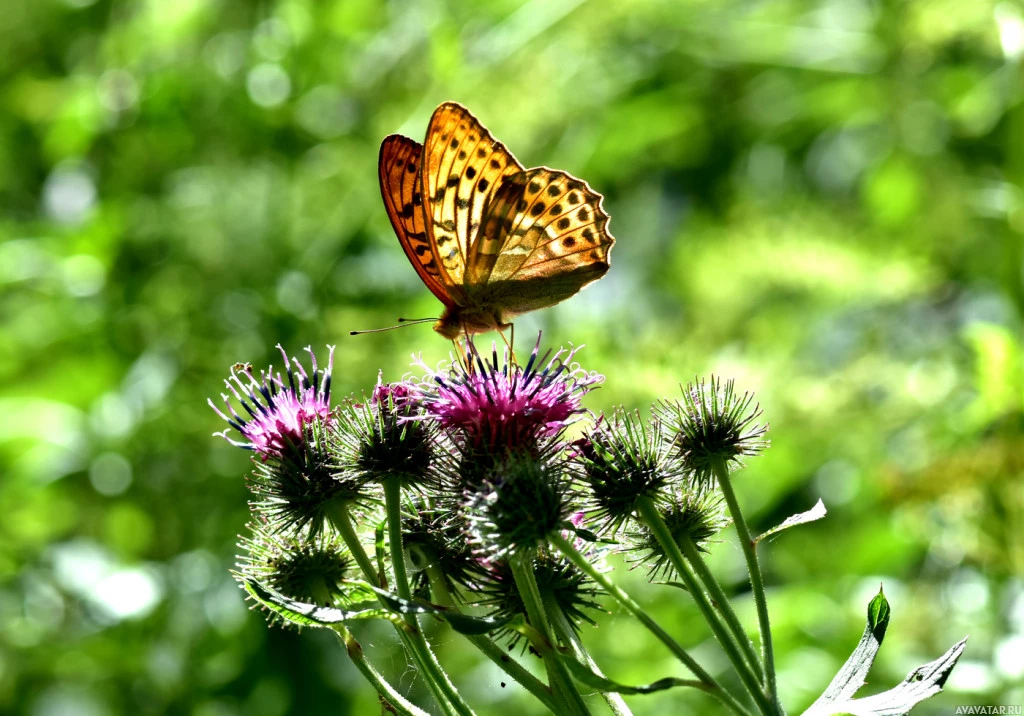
[235,518,354,619]
[332,374,436,490]
[575,409,685,536]
[210,345,334,459]
[401,499,483,600]
[462,453,576,560]
[414,335,603,455]
[476,550,603,650]
[211,345,364,538]
[656,376,769,487]
[626,485,730,580]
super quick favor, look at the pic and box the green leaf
[867,588,890,638]
[806,638,968,716]
[804,587,966,716]
[365,585,516,635]
[806,586,890,711]
[242,579,403,629]
[559,655,705,695]
[755,499,827,544]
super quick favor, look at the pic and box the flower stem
[712,457,779,710]
[326,499,379,586]
[327,498,471,716]
[333,625,432,716]
[383,478,414,605]
[548,532,752,716]
[677,534,762,681]
[543,592,634,716]
[509,551,592,716]
[382,477,476,716]
[636,496,773,715]
[425,563,561,714]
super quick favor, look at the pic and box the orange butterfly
[378,102,614,339]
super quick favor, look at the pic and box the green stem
[678,534,762,681]
[509,551,592,716]
[713,457,778,709]
[383,478,414,606]
[425,563,560,714]
[326,499,379,586]
[327,498,470,716]
[548,532,752,716]
[382,477,476,716]
[544,592,633,716]
[636,497,773,716]
[333,625,432,716]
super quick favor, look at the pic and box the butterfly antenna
[350,318,436,336]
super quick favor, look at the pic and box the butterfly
[378,102,614,339]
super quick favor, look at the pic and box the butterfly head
[434,303,509,339]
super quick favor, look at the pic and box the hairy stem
[637,497,774,715]
[548,532,752,716]
[510,551,592,716]
[333,625,432,716]
[713,457,778,709]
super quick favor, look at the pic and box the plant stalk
[636,497,774,715]
[509,550,592,716]
[333,625,432,716]
[548,532,752,716]
[425,563,560,714]
[678,533,762,681]
[544,591,633,716]
[713,457,778,709]
[327,498,471,716]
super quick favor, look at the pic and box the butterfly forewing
[379,135,453,306]
[422,102,524,286]
[472,168,613,285]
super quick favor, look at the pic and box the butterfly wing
[421,102,524,288]
[378,134,454,307]
[468,167,614,316]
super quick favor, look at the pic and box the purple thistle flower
[209,345,334,458]
[370,373,415,411]
[414,335,603,452]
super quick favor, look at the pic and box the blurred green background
[2,0,1023,714]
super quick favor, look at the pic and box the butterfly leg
[452,338,469,373]
[497,323,517,366]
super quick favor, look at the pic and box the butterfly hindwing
[473,167,613,287]
[422,102,523,286]
[378,134,453,307]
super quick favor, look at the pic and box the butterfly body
[379,102,614,339]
